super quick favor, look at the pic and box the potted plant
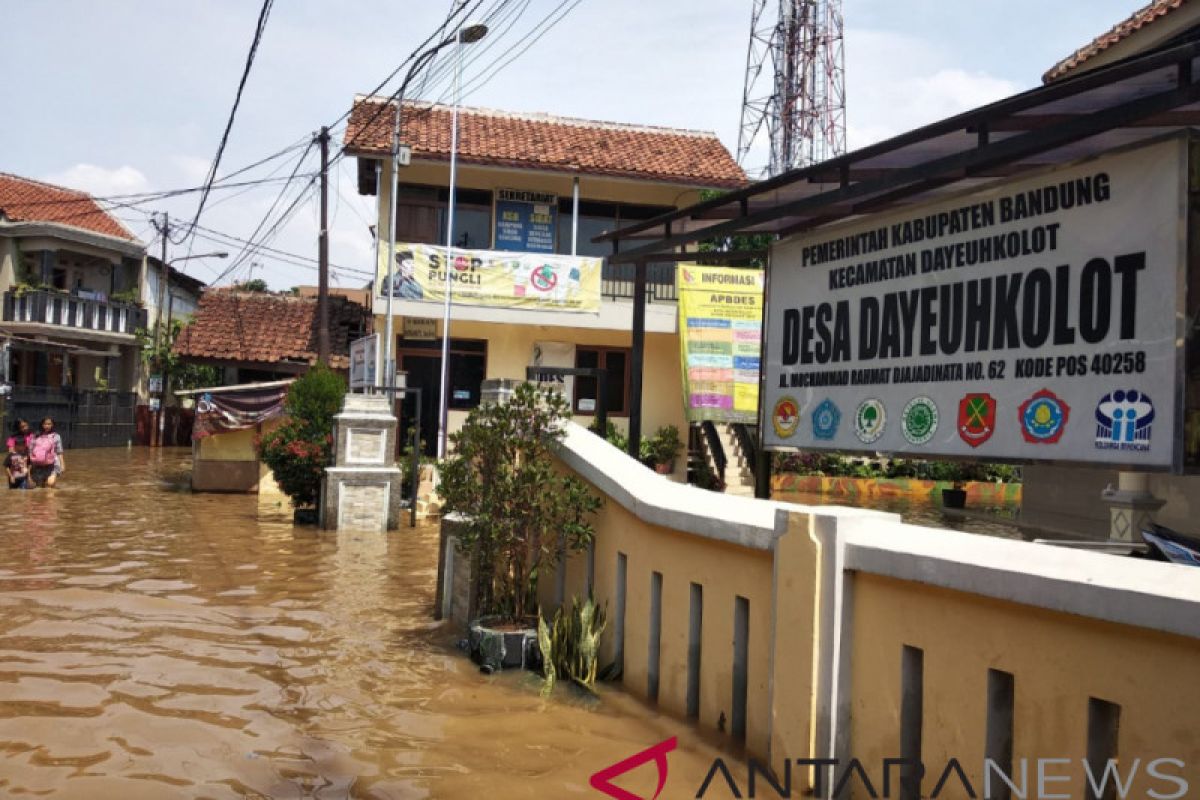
[941,461,984,509]
[641,425,682,474]
[440,382,601,673]
[256,364,345,524]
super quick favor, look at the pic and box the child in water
[4,437,30,490]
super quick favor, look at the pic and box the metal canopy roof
[599,39,1200,264]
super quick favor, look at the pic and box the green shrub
[589,420,627,452]
[256,364,346,509]
[282,363,345,430]
[440,382,601,622]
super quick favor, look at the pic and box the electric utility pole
[154,212,169,350]
[153,212,170,447]
[317,126,331,365]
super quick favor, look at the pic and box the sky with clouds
[1,0,1144,289]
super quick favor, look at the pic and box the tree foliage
[135,318,221,392]
[697,188,775,267]
[439,382,601,622]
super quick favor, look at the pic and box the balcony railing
[2,289,148,336]
[601,262,677,302]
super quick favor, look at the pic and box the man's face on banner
[396,251,416,280]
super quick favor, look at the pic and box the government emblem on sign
[812,399,841,440]
[1019,389,1069,444]
[902,397,938,445]
[957,393,996,448]
[854,399,886,444]
[773,396,800,439]
[1094,389,1154,452]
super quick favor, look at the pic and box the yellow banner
[377,243,601,313]
[677,264,764,423]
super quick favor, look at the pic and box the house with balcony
[343,98,748,471]
[0,173,148,446]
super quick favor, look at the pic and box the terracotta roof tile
[1044,0,1188,83]
[344,98,748,189]
[0,173,139,242]
[173,291,369,370]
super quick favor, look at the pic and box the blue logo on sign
[1095,389,1154,452]
[812,398,841,440]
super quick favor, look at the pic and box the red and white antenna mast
[737,0,846,178]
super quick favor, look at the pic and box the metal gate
[2,386,137,449]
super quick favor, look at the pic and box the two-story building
[343,98,747,473]
[0,173,150,446]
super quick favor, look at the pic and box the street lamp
[379,22,488,455]
[435,21,488,460]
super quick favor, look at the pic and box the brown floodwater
[0,448,739,799]
[773,489,1026,539]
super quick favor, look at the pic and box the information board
[494,189,557,253]
[677,264,764,423]
[763,138,1186,468]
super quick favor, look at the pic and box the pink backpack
[30,435,56,467]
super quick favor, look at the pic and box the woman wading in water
[28,417,65,489]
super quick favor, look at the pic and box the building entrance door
[399,353,440,457]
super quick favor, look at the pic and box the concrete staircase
[717,423,757,497]
[691,422,758,497]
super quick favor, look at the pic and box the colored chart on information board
[677,264,765,423]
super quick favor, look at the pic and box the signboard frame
[349,334,381,391]
[758,134,1191,474]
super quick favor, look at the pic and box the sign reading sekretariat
[762,138,1185,467]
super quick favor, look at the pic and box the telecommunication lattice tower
[737,0,846,177]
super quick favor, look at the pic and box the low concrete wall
[529,422,1200,793]
[191,420,282,495]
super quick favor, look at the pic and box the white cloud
[845,29,1020,151]
[41,163,152,198]
[171,155,212,185]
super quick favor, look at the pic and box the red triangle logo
[590,737,677,800]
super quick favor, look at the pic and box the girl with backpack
[28,417,64,488]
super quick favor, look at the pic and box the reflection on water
[0,449,732,798]
[775,489,1026,539]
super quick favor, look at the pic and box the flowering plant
[255,364,345,509]
[257,425,333,507]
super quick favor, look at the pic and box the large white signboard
[763,138,1186,468]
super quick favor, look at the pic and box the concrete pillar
[1101,471,1165,542]
[321,393,403,531]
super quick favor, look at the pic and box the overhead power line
[189,222,371,277]
[219,139,318,275]
[180,0,277,243]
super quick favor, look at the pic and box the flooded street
[0,449,733,799]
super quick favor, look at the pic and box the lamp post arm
[383,35,458,392]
